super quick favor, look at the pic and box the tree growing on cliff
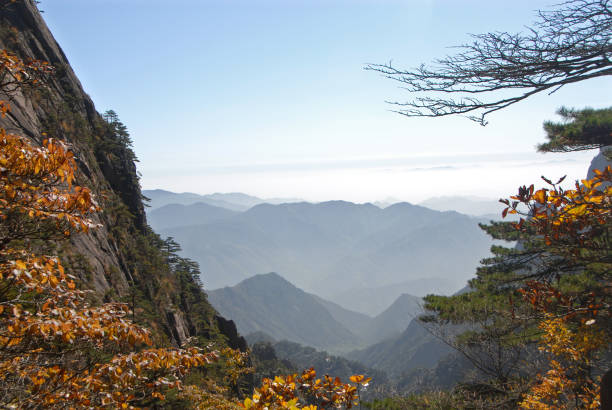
[1,44,371,410]
[0,48,247,409]
[365,0,611,406]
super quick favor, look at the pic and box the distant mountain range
[418,195,508,220]
[150,198,493,299]
[143,189,302,212]
[147,202,238,230]
[208,273,424,352]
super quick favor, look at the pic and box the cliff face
[0,0,245,351]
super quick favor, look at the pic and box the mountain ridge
[208,273,361,352]
[143,189,302,211]
[158,199,493,295]
[208,272,429,352]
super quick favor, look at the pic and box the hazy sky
[39,0,610,203]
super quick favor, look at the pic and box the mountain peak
[208,274,359,351]
[242,272,288,285]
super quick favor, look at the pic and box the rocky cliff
[0,0,245,352]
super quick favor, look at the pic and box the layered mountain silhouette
[152,198,493,299]
[346,318,452,378]
[208,273,426,352]
[330,277,450,316]
[313,293,422,345]
[207,273,358,352]
[148,202,237,230]
[143,189,301,212]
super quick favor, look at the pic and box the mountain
[207,273,361,352]
[359,294,422,344]
[143,189,302,212]
[346,318,452,379]
[0,0,244,361]
[314,292,422,345]
[161,200,493,297]
[143,189,255,211]
[310,295,374,338]
[211,272,428,352]
[419,195,503,216]
[330,277,453,316]
[270,340,389,392]
[147,202,237,231]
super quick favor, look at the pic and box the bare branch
[366,0,612,125]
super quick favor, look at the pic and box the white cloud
[141,150,595,203]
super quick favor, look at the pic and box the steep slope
[207,273,361,352]
[310,294,374,338]
[270,340,389,390]
[0,1,244,353]
[147,202,237,231]
[360,294,422,345]
[162,200,493,297]
[331,277,454,316]
[346,319,452,378]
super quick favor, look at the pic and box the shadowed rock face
[0,2,242,349]
[587,146,612,181]
[1,1,125,296]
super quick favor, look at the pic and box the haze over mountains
[208,273,357,352]
[208,273,424,352]
[144,189,302,212]
[144,191,494,305]
[418,195,504,218]
[347,318,453,379]
[209,272,456,389]
[142,189,496,387]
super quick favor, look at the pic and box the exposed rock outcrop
[0,0,243,350]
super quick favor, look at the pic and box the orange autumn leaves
[0,128,225,408]
[519,317,605,409]
[501,167,612,247]
[0,50,229,408]
[0,48,53,122]
[0,48,373,409]
[0,129,100,233]
[500,169,611,409]
[242,368,371,409]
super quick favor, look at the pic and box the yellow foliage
[519,317,603,409]
[240,367,367,409]
[0,50,229,408]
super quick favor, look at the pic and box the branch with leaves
[241,367,371,409]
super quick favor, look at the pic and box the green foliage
[271,340,389,401]
[250,342,296,386]
[538,107,612,153]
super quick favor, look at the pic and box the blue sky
[39,0,611,203]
